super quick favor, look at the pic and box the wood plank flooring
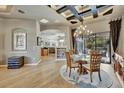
[0,55,122,88]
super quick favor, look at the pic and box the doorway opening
[39,29,66,61]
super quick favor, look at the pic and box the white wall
[0,19,5,65]
[118,15,124,56]
[0,18,41,65]
[86,19,110,33]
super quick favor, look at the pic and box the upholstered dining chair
[82,52,102,82]
[65,52,79,77]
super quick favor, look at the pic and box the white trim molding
[25,59,41,66]
[0,65,7,67]
[116,72,124,87]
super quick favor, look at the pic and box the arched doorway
[39,29,66,61]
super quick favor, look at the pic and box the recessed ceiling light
[40,19,49,23]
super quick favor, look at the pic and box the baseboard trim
[0,65,7,67]
[25,59,41,66]
[116,72,124,87]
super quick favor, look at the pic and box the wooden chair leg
[69,68,71,77]
[98,71,102,81]
[82,67,84,74]
[90,71,93,82]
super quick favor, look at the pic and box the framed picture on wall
[37,37,42,46]
[13,29,27,51]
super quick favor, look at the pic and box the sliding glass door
[85,32,111,64]
[95,32,111,64]
[74,32,111,64]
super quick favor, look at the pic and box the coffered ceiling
[49,5,114,25]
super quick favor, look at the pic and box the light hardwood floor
[0,55,122,88]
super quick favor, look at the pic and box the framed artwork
[12,30,27,51]
[37,37,42,46]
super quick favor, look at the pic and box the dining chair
[65,52,79,77]
[82,52,102,82]
[69,49,75,55]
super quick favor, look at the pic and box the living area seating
[65,52,79,77]
[82,52,102,82]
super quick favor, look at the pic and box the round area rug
[60,65,113,88]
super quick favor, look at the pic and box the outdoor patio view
[74,32,111,64]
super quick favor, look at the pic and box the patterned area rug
[60,65,113,88]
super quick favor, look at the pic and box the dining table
[71,54,90,75]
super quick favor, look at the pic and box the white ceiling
[0,5,70,26]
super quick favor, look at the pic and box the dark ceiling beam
[96,5,113,9]
[66,15,75,20]
[79,5,111,16]
[96,5,106,8]
[79,5,112,17]
[103,8,113,16]
[90,5,98,18]
[70,21,78,24]
[78,9,91,16]
[67,5,83,22]
[56,6,68,13]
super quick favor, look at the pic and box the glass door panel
[95,32,111,64]
[83,32,111,64]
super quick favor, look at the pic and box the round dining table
[71,54,90,75]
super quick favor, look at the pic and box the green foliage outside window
[86,36,109,49]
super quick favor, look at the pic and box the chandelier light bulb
[84,25,87,28]
[79,31,82,34]
[75,24,93,38]
[87,30,89,33]
[83,27,85,30]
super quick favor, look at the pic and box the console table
[8,56,24,69]
[41,48,49,56]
